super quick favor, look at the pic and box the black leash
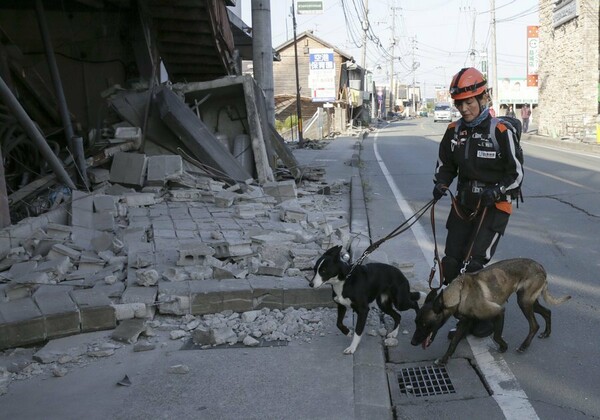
[428,187,488,290]
[346,199,436,279]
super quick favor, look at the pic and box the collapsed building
[0,1,352,351]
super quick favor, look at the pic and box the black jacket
[434,115,523,192]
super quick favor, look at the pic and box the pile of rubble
[0,305,401,395]
[0,138,352,352]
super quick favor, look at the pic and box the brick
[33,286,80,339]
[70,289,116,332]
[0,298,46,350]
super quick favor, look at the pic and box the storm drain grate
[397,365,455,397]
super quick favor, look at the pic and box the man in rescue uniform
[432,67,524,337]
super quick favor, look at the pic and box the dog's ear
[424,289,438,304]
[325,245,342,257]
[432,292,445,314]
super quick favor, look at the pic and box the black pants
[442,204,510,284]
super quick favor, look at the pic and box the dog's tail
[542,285,571,305]
[410,292,422,301]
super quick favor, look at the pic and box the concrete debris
[167,364,190,374]
[0,122,353,353]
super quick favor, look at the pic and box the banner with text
[309,48,336,102]
[527,26,539,87]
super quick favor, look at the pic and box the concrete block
[247,275,283,309]
[0,298,46,350]
[114,126,142,144]
[157,281,191,315]
[211,240,253,258]
[6,261,38,280]
[111,318,146,344]
[69,289,116,332]
[109,152,147,187]
[123,192,157,207]
[70,190,95,229]
[176,243,215,266]
[92,212,115,232]
[214,191,237,208]
[189,280,223,315]
[93,195,117,214]
[33,285,80,339]
[263,180,297,203]
[112,303,147,320]
[12,271,50,285]
[47,243,81,261]
[147,155,183,186]
[70,226,105,251]
[45,223,72,240]
[121,286,157,319]
[282,277,334,309]
[220,279,253,313]
[35,256,71,281]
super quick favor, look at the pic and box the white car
[433,104,453,122]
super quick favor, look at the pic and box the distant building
[538,0,599,139]
[272,31,370,134]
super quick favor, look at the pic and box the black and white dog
[309,245,421,354]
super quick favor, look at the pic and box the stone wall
[538,0,599,139]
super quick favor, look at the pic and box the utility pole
[412,37,416,115]
[361,0,369,68]
[251,0,275,126]
[292,1,304,146]
[490,0,498,104]
[388,3,396,115]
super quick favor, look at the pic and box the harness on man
[453,115,525,206]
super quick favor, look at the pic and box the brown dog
[411,258,571,365]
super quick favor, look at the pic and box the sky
[241,0,540,98]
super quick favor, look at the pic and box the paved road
[362,117,600,419]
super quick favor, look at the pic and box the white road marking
[372,130,539,420]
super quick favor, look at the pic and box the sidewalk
[0,134,394,420]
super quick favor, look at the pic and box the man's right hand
[433,183,447,201]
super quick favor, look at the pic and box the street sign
[297,1,323,15]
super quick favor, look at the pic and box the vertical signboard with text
[527,26,539,87]
[309,48,336,102]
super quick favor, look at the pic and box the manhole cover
[397,365,455,397]
[387,359,489,406]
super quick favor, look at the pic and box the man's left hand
[481,186,501,207]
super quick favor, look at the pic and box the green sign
[297,1,323,15]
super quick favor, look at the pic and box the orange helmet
[449,67,487,100]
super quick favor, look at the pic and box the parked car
[452,107,460,118]
[433,103,453,122]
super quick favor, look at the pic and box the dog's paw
[434,358,447,366]
[538,331,550,339]
[498,343,508,353]
[343,346,356,355]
